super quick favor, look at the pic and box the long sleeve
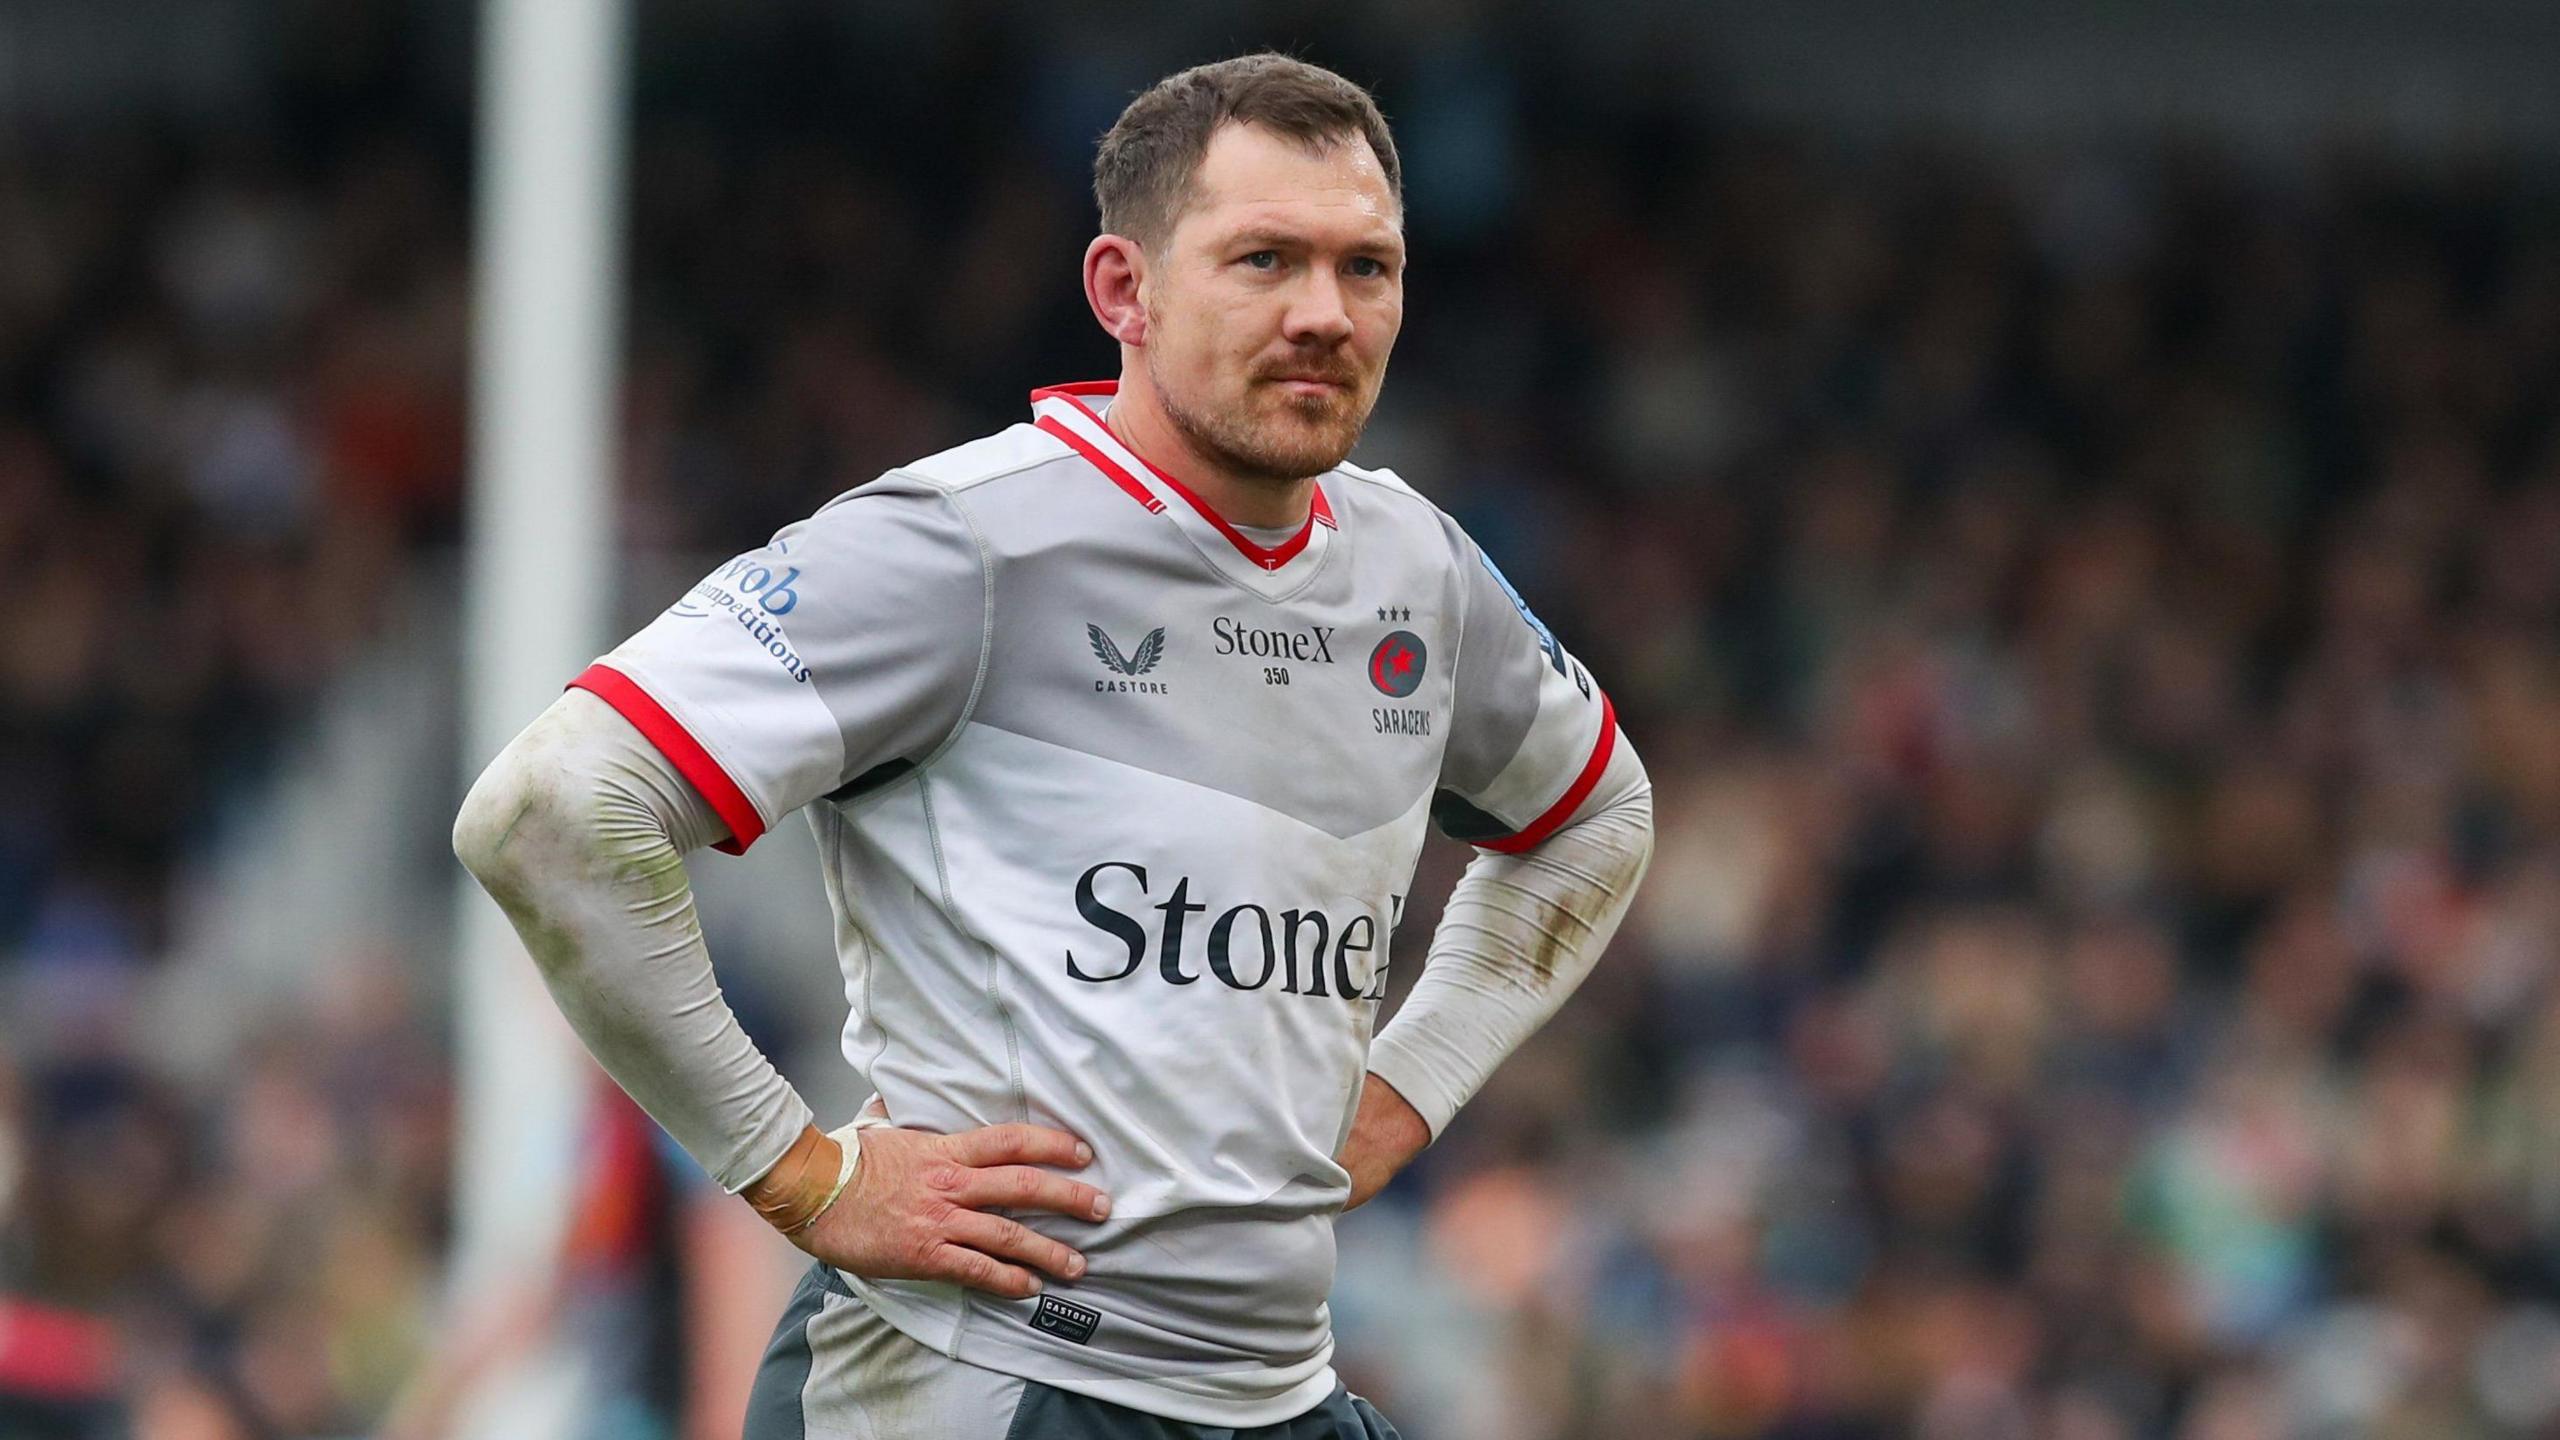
[452,687,813,1193]
[1365,739,1654,1140]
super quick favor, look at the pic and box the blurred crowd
[5,11,2560,1439]
[1342,131,2560,1440]
[0,36,471,1440]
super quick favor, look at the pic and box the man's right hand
[766,1122,1112,1300]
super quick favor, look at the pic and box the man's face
[1138,122,1405,484]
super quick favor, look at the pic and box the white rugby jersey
[570,383,1619,1425]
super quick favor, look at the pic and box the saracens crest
[1367,630,1427,697]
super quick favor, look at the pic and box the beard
[1149,350,1379,486]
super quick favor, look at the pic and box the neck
[1103,373,1314,531]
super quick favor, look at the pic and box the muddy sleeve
[1365,735,1653,1141]
[453,686,814,1193]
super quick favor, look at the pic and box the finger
[953,1164,1113,1221]
[929,1242,1042,1299]
[944,1123,1092,1169]
[945,1210,1086,1280]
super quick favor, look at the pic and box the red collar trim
[1034,416,1163,513]
[1029,382,1335,570]
[1029,381,1122,401]
[1142,460,1326,570]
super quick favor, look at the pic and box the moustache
[1256,368,1363,389]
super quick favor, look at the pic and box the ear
[1083,234,1149,347]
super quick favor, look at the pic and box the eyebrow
[1225,224,1406,259]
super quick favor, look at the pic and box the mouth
[1266,375,1353,397]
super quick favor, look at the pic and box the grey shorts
[744,1261,1401,1440]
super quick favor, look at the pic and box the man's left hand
[1335,1072,1431,1210]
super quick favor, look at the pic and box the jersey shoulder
[880,422,1077,496]
[1328,457,1477,572]
[797,422,1075,542]
[1328,457,1435,510]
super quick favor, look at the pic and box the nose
[1281,268,1355,348]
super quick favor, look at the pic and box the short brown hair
[1094,53,1401,248]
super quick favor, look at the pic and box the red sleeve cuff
[568,662,768,855]
[1478,691,1617,855]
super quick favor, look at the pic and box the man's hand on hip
[1335,1072,1431,1210]
[755,1120,1112,1300]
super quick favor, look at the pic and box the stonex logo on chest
[1065,861,1394,1001]
[1211,618,1336,663]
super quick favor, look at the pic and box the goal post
[448,0,630,1430]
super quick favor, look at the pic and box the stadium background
[6,1,2560,1436]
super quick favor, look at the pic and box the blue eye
[1348,256,1387,279]
[1243,250,1280,270]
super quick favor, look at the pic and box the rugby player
[455,52,1653,1439]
